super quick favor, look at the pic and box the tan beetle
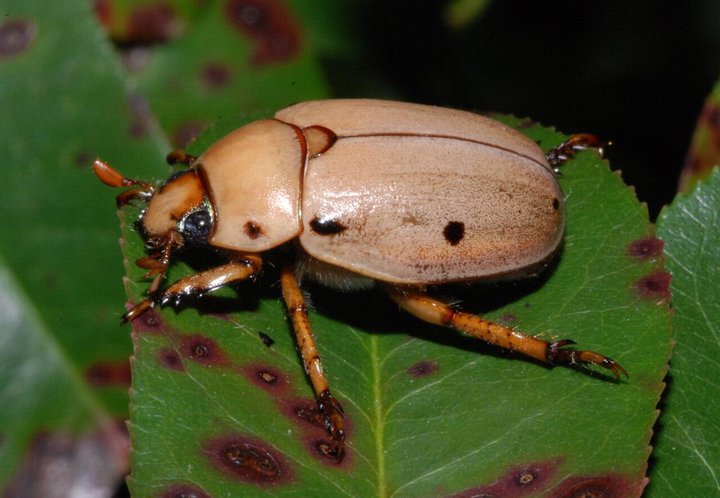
[94,99,626,460]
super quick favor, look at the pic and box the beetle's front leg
[384,285,627,379]
[124,255,263,322]
[280,263,346,461]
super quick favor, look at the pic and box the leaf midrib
[371,334,387,498]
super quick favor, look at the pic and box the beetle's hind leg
[384,285,627,379]
[280,263,346,461]
[124,255,263,322]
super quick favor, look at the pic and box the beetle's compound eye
[178,203,214,247]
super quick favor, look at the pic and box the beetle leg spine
[385,285,627,379]
[281,263,346,461]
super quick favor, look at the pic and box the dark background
[335,1,720,219]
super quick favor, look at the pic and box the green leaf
[130,0,329,148]
[123,124,671,497]
[650,168,720,496]
[0,0,162,492]
[0,0,330,493]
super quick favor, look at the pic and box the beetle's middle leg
[384,285,627,379]
[280,263,346,461]
[124,255,263,321]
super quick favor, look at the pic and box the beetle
[94,99,626,461]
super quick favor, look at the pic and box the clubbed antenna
[93,159,155,207]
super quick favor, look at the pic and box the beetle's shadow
[305,259,561,370]
[168,249,617,381]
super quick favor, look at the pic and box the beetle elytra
[94,99,624,461]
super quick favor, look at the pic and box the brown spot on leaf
[85,360,132,386]
[555,474,637,498]
[241,364,289,394]
[157,347,185,372]
[203,434,294,486]
[0,20,36,58]
[681,101,720,190]
[635,271,671,302]
[224,0,301,66]
[92,0,112,27]
[126,3,180,45]
[128,307,165,333]
[277,397,354,469]
[159,483,210,498]
[304,437,352,468]
[287,398,326,430]
[179,334,229,366]
[447,458,561,497]
[627,237,664,260]
[514,467,541,487]
[407,360,438,378]
[202,62,232,89]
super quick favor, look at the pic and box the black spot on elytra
[0,20,36,57]
[310,216,347,235]
[159,483,210,498]
[627,237,664,260]
[203,434,294,486]
[179,335,228,366]
[447,458,561,497]
[443,221,465,245]
[244,220,264,239]
[407,361,438,378]
[552,197,560,211]
[202,61,232,89]
[555,474,633,498]
[635,271,671,301]
[224,0,301,66]
[85,361,132,386]
[157,348,184,372]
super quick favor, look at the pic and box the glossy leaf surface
[123,124,671,497]
[650,169,720,496]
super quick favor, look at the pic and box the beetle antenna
[93,159,155,206]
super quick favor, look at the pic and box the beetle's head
[93,159,214,256]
